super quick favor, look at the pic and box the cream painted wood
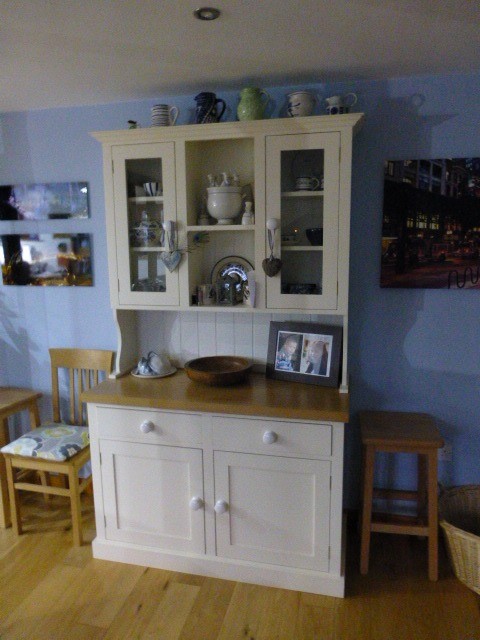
[214,451,331,571]
[86,388,346,596]
[211,415,331,458]
[265,132,341,311]
[95,406,202,446]
[93,116,363,390]
[100,439,205,553]
[112,142,179,307]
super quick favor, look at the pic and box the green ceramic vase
[237,87,270,121]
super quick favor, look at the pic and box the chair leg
[68,466,83,546]
[4,457,22,535]
[427,450,439,581]
[360,444,376,575]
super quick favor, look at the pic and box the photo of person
[275,332,302,372]
[301,335,332,377]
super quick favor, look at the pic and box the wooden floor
[0,494,479,640]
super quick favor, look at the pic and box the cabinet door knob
[139,420,155,433]
[214,499,229,514]
[189,496,204,511]
[262,430,278,444]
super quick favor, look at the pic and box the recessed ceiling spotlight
[193,7,221,21]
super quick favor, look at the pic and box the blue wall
[1,72,479,507]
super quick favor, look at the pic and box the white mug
[151,104,179,126]
[325,93,357,115]
[295,176,320,191]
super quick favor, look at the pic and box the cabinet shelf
[130,246,165,252]
[128,196,164,204]
[187,224,255,232]
[282,245,323,252]
[281,191,324,198]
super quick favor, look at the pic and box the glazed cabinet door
[265,132,341,310]
[112,142,179,306]
[213,451,331,571]
[100,440,205,553]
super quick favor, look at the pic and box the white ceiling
[2,0,480,113]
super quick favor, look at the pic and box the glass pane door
[266,132,340,310]
[112,143,179,306]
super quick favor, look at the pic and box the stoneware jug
[287,91,317,117]
[194,92,227,124]
[237,87,270,121]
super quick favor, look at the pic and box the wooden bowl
[184,356,252,386]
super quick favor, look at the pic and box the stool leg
[427,450,439,581]
[417,454,427,524]
[360,444,375,575]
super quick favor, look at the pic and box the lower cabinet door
[100,440,205,553]
[214,451,331,571]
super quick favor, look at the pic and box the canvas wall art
[0,182,89,220]
[0,233,92,286]
[381,158,480,288]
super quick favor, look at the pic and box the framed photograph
[266,321,342,387]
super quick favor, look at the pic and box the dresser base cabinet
[87,403,346,597]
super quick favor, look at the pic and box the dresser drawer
[212,416,331,459]
[95,406,202,447]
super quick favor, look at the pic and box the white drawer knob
[214,499,229,514]
[189,496,204,511]
[139,420,155,433]
[263,430,278,444]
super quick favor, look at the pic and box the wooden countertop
[82,370,349,423]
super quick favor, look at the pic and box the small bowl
[184,356,252,386]
[306,228,323,246]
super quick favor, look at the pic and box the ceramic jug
[237,87,270,121]
[287,91,317,117]
[325,93,357,115]
[194,92,226,124]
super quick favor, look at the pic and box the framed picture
[381,158,480,289]
[0,233,93,286]
[266,321,342,387]
[0,182,89,220]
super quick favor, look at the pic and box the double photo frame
[266,321,342,387]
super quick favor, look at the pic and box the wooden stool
[359,411,444,581]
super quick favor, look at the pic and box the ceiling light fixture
[193,7,221,21]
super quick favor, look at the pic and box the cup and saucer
[131,352,177,378]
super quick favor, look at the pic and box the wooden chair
[1,348,114,546]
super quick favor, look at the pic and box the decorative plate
[210,256,254,284]
[131,366,177,379]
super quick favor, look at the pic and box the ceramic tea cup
[151,104,179,126]
[147,351,172,375]
[143,182,161,196]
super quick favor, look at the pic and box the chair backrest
[49,348,114,425]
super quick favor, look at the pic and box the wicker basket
[439,485,480,594]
